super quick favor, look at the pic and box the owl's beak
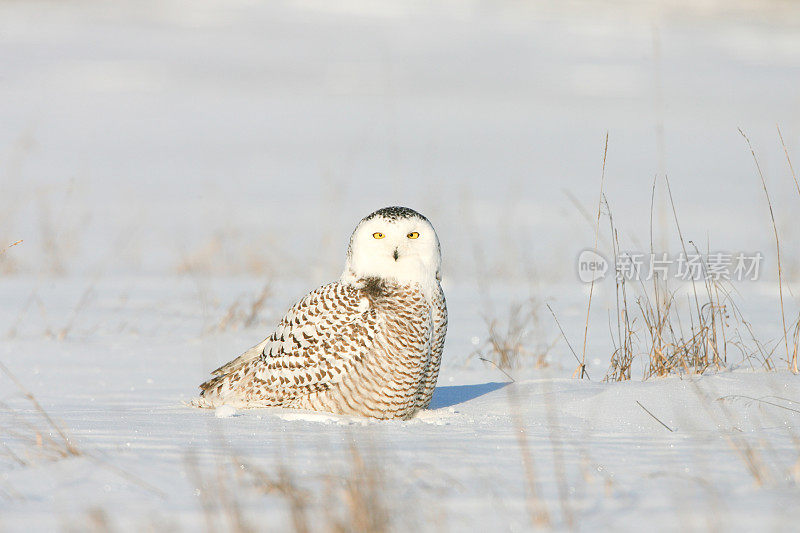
[393,248,399,261]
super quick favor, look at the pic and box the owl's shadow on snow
[429,382,510,409]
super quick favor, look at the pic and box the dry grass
[580,132,609,380]
[604,180,732,381]
[51,279,98,341]
[702,389,776,487]
[541,380,575,528]
[237,458,311,533]
[326,441,390,533]
[0,239,23,278]
[0,361,81,466]
[580,130,800,381]
[0,132,35,275]
[740,128,794,374]
[600,160,800,380]
[184,450,254,533]
[0,361,167,504]
[776,125,800,373]
[176,233,281,277]
[209,283,272,333]
[662,382,800,497]
[183,437,393,533]
[472,299,556,373]
[506,386,551,528]
[1,239,23,255]
[5,272,110,341]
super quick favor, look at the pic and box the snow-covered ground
[2,0,800,531]
[1,277,798,531]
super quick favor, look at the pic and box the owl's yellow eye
[407,232,420,239]
[372,232,385,239]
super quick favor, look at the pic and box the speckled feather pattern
[195,278,446,420]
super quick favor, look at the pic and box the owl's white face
[343,207,441,289]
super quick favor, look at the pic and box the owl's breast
[290,278,435,419]
[359,279,430,327]
[370,284,432,376]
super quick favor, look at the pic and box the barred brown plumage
[192,206,447,420]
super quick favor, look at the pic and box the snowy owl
[193,206,447,420]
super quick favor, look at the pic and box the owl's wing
[255,282,383,399]
[418,286,447,409]
[210,337,271,377]
[199,282,380,405]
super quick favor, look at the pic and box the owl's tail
[191,366,248,408]
[191,376,226,408]
[190,339,269,408]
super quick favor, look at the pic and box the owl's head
[342,206,442,290]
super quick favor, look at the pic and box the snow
[1,0,800,531]
[214,405,238,419]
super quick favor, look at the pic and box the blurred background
[1,0,799,286]
[3,4,800,529]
